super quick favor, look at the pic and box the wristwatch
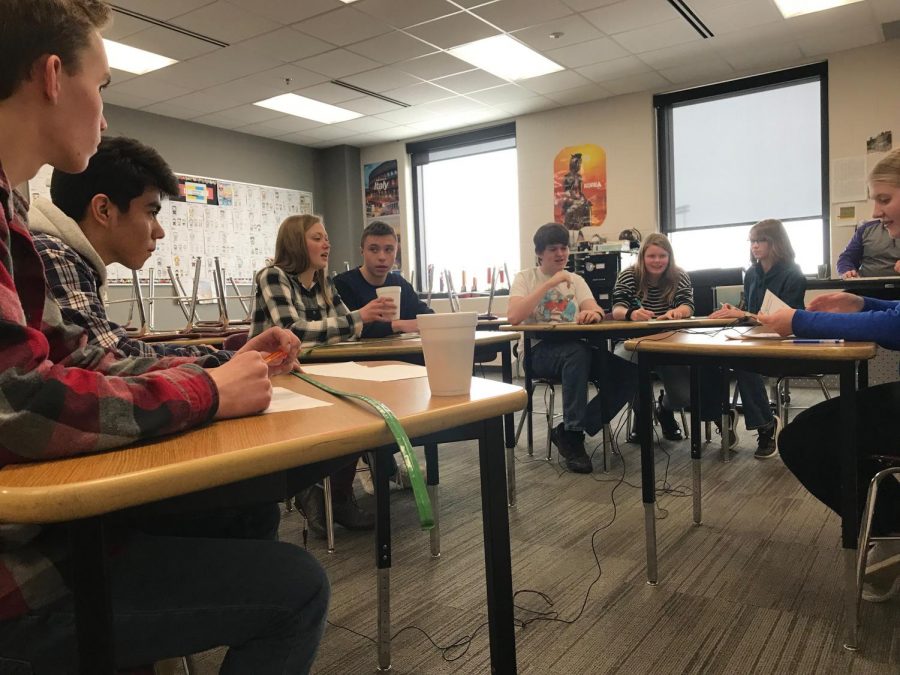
[625,307,636,321]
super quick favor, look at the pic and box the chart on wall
[553,144,607,234]
[28,165,313,286]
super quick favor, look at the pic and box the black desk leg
[638,356,658,585]
[689,366,702,525]
[720,366,731,463]
[373,449,393,671]
[425,443,441,558]
[839,362,860,651]
[500,342,517,507]
[70,517,115,675]
[478,417,517,674]
[524,336,534,456]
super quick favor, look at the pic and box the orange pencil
[264,350,287,364]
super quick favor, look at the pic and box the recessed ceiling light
[448,34,563,82]
[772,0,863,18]
[254,94,362,124]
[102,39,177,75]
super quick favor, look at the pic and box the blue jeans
[734,370,774,430]
[0,506,330,674]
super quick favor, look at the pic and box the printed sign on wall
[553,144,607,231]
[363,159,402,267]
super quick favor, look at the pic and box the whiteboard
[28,165,313,286]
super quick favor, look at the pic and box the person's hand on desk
[658,306,691,321]
[756,308,796,336]
[709,303,746,319]
[239,327,301,376]
[806,292,864,314]
[392,318,418,333]
[575,307,604,324]
[842,269,860,279]
[628,307,656,322]
[360,296,395,323]
[209,351,273,419]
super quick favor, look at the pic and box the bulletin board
[28,165,313,287]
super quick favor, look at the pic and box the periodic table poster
[28,165,313,287]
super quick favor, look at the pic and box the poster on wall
[553,144,607,235]
[363,159,402,267]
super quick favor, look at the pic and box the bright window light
[253,94,362,124]
[448,35,563,82]
[102,39,177,74]
[773,0,863,18]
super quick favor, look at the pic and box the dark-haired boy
[0,2,326,671]
[508,223,634,473]
[334,220,433,337]
[30,135,230,361]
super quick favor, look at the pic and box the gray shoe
[332,497,375,530]
[550,423,593,474]
[295,486,327,540]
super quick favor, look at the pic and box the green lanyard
[290,371,434,530]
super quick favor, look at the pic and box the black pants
[778,382,900,536]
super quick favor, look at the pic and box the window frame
[408,123,516,291]
[654,62,830,268]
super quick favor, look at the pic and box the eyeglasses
[749,238,770,244]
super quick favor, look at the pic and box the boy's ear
[89,194,113,227]
[36,55,63,104]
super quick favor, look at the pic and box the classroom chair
[775,375,831,424]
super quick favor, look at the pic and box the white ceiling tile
[206,103,287,124]
[546,83,613,105]
[468,84,538,104]
[169,1,280,43]
[235,27,335,63]
[340,96,403,115]
[253,65,329,93]
[346,31,435,64]
[102,89,157,110]
[194,79,284,107]
[108,68,138,86]
[192,109,262,130]
[638,41,718,70]
[277,130,324,145]
[715,41,803,74]
[383,82,454,105]
[293,7,392,46]
[519,69,591,94]
[340,67,421,93]
[494,97,558,115]
[433,69,507,93]
[512,15,606,51]
[151,45,281,88]
[237,115,324,133]
[472,0,573,32]
[111,0,215,20]
[293,82,361,104]
[394,52,473,80]
[119,25,219,61]
[421,96,487,115]
[295,49,382,78]
[795,23,884,58]
[577,55,652,83]
[696,0,782,36]
[561,0,621,10]
[602,71,669,95]
[102,12,149,40]
[108,75,194,102]
[353,0,460,29]
[611,19,702,53]
[544,37,631,68]
[304,125,356,140]
[225,0,345,24]
[406,12,499,49]
[658,59,735,86]
[582,0,680,35]
[151,91,236,114]
[333,116,398,133]
[140,101,208,119]
[783,1,875,34]
[376,106,440,124]
[452,0,498,7]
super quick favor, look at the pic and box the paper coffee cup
[417,312,477,395]
[376,286,401,320]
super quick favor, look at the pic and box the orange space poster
[553,144,607,231]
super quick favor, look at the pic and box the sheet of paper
[263,387,333,414]
[759,289,790,315]
[301,361,428,382]
[832,156,867,202]
[725,332,785,340]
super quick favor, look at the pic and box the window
[655,64,828,275]
[409,124,519,293]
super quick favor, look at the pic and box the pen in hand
[788,339,844,344]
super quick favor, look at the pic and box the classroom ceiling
[103,0,900,149]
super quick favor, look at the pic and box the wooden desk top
[623,327,877,361]
[0,373,525,524]
[302,330,517,361]
[498,318,733,333]
[477,317,509,327]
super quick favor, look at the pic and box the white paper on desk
[301,361,428,382]
[725,331,785,340]
[759,289,790,315]
[263,387,333,414]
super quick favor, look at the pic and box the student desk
[0,373,526,675]
[498,319,733,463]
[301,331,521,505]
[624,328,876,649]
[807,275,900,301]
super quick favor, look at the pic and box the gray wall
[315,145,363,272]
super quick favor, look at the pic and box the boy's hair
[533,222,569,255]
[360,220,397,248]
[0,0,110,100]
[869,147,900,189]
[273,214,334,307]
[748,218,795,265]
[51,136,179,221]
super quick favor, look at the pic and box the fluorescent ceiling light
[102,39,177,74]
[448,35,563,82]
[254,94,362,124]
[772,0,863,18]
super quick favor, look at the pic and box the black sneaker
[655,392,683,441]
[333,496,375,530]
[295,485,327,540]
[550,423,593,473]
[754,416,780,460]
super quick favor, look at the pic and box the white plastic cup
[376,286,401,320]
[418,312,477,395]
